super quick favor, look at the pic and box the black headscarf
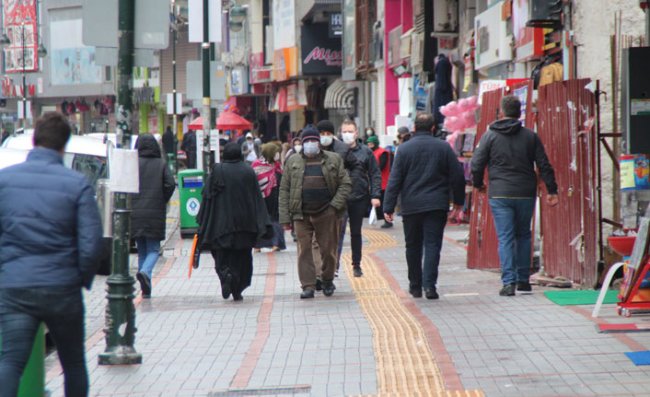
[222,142,243,162]
[135,133,161,158]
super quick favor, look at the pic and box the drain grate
[208,385,311,396]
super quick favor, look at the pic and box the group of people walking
[0,95,559,396]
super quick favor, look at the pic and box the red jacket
[373,147,390,191]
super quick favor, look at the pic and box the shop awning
[324,78,354,110]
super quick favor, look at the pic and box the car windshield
[64,153,107,188]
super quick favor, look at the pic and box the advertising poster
[301,23,342,75]
[2,0,38,73]
[49,16,103,85]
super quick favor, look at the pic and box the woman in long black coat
[131,133,176,298]
[197,143,272,301]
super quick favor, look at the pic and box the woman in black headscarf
[197,142,272,301]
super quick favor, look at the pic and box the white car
[2,134,108,188]
[85,132,161,150]
[0,148,29,170]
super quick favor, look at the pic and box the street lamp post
[21,22,26,128]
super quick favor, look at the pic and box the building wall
[573,0,645,225]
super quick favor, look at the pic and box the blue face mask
[303,141,320,156]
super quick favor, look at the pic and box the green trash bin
[0,323,46,397]
[178,169,204,239]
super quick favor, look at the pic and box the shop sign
[272,47,298,82]
[478,79,506,104]
[329,13,343,38]
[301,23,342,76]
[3,1,39,73]
[250,53,273,84]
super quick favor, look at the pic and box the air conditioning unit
[474,0,513,71]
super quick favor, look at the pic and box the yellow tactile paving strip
[344,229,484,397]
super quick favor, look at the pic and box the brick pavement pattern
[43,203,650,396]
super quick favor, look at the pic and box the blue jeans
[402,210,448,290]
[0,287,87,397]
[489,198,536,286]
[135,238,161,280]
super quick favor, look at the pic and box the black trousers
[211,249,253,295]
[338,198,369,265]
[402,210,447,290]
[0,287,88,397]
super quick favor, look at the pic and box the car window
[71,154,107,189]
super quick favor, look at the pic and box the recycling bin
[0,323,46,397]
[178,169,204,238]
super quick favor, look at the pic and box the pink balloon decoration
[457,98,470,112]
[463,111,477,129]
[440,104,451,117]
[467,95,480,111]
[445,101,460,117]
[444,116,461,132]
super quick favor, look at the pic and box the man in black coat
[471,95,558,296]
[338,120,382,277]
[181,129,197,169]
[162,125,175,158]
[383,113,465,300]
[132,134,176,298]
[197,143,272,301]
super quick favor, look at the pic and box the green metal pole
[98,0,142,365]
[201,0,211,174]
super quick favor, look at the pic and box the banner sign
[301,23,342,75]
[3,0,39,73]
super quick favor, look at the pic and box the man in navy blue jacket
[383,113,465,300]
[0,112,103,397]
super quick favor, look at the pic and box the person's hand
[547,194,559,207]
[448,204,464,223]
[371,198,381,208]
[384,213,394,223]
[282,223,291,230]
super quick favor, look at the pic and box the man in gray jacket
[471,95,558,297]
[0,112,104,397]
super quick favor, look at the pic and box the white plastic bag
[368,207,377,225]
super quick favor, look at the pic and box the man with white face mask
[338,120,382,277]
[279,126,351,299]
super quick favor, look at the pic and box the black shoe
[381,221,393,229]
[300,289,315,299]
[315,279,323,291]
[425,288,439,300]
[499,284,516,296]
[323,281,336,297]
[221,274,232,300]
[232,291,243,301]
[353,265,363,277]
[136,272,151,297]
[409,287,422,298]
[516,281,532,292]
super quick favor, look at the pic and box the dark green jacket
[279,151,351,224]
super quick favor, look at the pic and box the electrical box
[622,47,650,154]
[474,1,512,71]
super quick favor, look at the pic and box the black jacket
[471,118,558,198]
[324,139,381,201]
[162,128,175,155]
[197,143,272,250]
[383,131,465,216]
[131,134,176,240]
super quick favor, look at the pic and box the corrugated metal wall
[160,30,200,98]
[537,79,599,287]
[467,88,504,270]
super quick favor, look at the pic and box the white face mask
[320,135,333,147]
[303,141,320,156]
[274,153,280,161]
[366,129,374,136]
[342,132,356,145]
[294,145,302,153]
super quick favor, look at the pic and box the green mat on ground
[543,290,619,306]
